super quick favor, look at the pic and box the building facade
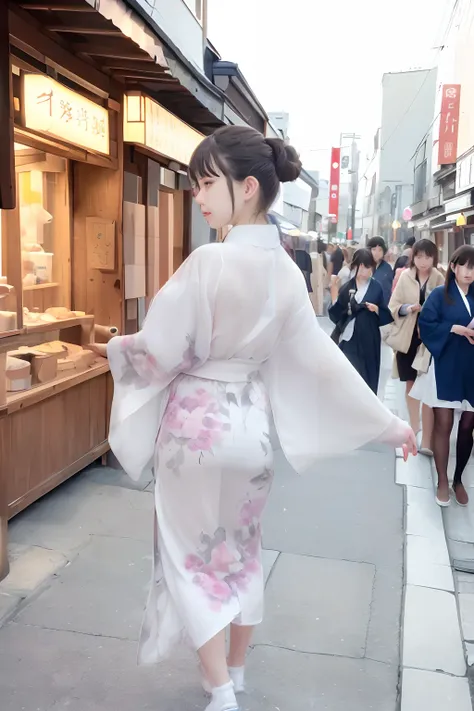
[411,0,474,265]
[362,69,437,244]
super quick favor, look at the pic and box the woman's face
[193,170,260,229]
[413,251,434,273]
[357,264,373,281]
[371,246,385,264]
[452,261,474,287]
[193,173,234,229]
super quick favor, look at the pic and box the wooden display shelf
[0,315,94,354]
[23,282,59,292]
[5,359,109,414]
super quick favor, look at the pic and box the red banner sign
[329,147,341,222]
[438,84,461,166]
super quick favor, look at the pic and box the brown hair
[409,238,439,269]
[444,245,474,302]
[189,125,302,214]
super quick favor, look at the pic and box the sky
[207,0,452,177]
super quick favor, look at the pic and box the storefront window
[0,210,20,335]
[16,143,71,319]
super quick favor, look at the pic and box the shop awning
[430,209,474,231]
[13,0,224,132]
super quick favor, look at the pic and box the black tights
[433,408,474,489]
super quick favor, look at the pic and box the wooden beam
[0,3,15,209]
[48,26,122,35]
[101,60,169,73]
[79,50,151,61]
[115,74,176,82]
[9,8,112,94]
[19,3,96,10]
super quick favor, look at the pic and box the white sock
[205,681,238,711]
[228,666,245,693]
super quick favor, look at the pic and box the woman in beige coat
[388,240,444,454]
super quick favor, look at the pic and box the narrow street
[0,336,405,710]
[0,448,403,711]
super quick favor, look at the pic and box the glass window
[16,144,71,320]
[0,210,21,335]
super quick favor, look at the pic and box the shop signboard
[328,147,341,222]
[124,93,203,166]
[438,84,461,166]
[23,74,110,156]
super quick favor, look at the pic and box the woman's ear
[242,176,260,203]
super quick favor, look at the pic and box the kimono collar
[225,224,280,250]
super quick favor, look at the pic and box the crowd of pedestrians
[326,233,474,507]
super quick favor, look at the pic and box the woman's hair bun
[265,137,302,183]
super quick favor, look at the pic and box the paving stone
[264,447,403,569]
[0,592,20,625]
[0,546,67,595]
[261,549,278,586]
[15,536,151,641]
[407,533,450,567]
[403,585,465,676]
[406,534,454,591]
[8,477,154,555]
[84,464,153,492]
[459,593,474,641]
[255,552,374,658]
[401,668,472,711]
[396,455,433,489]
[405,487,446,544]
[0,622,198,711]
[364,566,402,666]
[457,571,474,594]
[247,645,398,711]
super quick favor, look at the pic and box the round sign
[332,162,339,169]
[402,207,413,221]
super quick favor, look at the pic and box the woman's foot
[201,666,245,695]
[204,681,239,711]
[417,431,433,457]
[435,485,451,507]
[453,482,469,507]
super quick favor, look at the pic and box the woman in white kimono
[89,126,416,711]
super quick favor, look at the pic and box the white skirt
[411,360,474,412]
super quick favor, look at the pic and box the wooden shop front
[0,45,123,580]
[122,92,203,329]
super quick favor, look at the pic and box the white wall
[283,178,311,212]
[134,0,204,71]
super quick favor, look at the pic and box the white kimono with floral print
[107,224,410,664]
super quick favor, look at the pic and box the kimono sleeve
[107,245,222,480]
[328,283,349,325]
[262,284,411,475]
[418,287,452,359]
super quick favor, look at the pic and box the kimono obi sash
[186,358,262,383]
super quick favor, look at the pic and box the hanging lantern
[456,213,467,227]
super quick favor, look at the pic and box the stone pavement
[0,333,471,711]
[0,442,405,710]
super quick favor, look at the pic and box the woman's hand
[451,325,474,344]
[402,428,418,462]
[408,303,421,314]
[85,343,108,358]
[366,302,379,315]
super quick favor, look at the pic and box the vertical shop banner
[438,84,461,166]
[329,147,341,221]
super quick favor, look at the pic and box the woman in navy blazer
[417,246,474,507]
